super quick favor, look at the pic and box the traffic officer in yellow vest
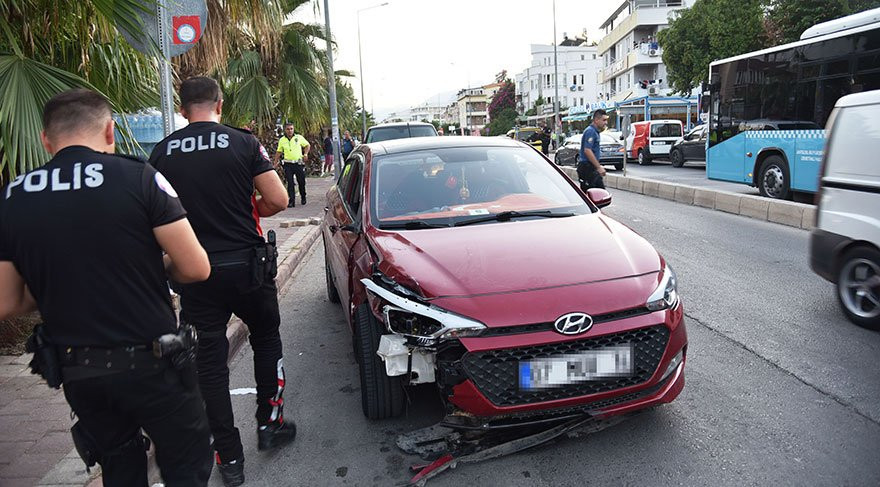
[274,124,310,207]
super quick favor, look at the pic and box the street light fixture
[358,2,389,138]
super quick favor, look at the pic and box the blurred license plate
[652,140,669,145]
[519,346,632,390]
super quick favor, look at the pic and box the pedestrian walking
[342,130,355,160]
[273,123,310,207]
[322,130,333,177]
[577,109,609,191]
[148,77,294,487]
[0,88,214,486]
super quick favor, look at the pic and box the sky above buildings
[292,0,621,120]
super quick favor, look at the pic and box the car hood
[369,213,662,301]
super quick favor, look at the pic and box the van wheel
[355,303,405,419]
[637,149,650,165]
[324,243,340,304]
[836,247,880,331]
[757,156,790,199]
[670,149,684,168]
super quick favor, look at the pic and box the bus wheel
[757,156,790,199]
[836,246,880,331]
[637,149,649,165]
[670,149,685,168]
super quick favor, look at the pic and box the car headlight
[362,278,486,341]
[646,264,679,311]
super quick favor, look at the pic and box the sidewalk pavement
[0,174,336,487]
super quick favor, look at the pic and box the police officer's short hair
[284,123,294,129]
[180,76,222,111]
[42,88,111,139]
[593,109,608,121]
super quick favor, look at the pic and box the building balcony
[599,47,664,83]
[597,3,683,55]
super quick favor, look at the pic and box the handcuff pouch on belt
[25,323,62,389]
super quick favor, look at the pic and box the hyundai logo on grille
[554,313,594,335]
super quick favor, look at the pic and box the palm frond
[0,55,88,180]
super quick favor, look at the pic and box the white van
[810,89,880,330]
[625,120,684,165]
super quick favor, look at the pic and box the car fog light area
[660,348,684,382]
[646,264,679,312]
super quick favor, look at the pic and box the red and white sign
[173,16,201,44]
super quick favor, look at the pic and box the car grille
[461,325,669,406]
[480,306,652,337]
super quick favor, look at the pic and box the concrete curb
[560,167,815,231]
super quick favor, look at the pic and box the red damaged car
[323,136,686,423]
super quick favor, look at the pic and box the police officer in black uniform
[0,89,213,486]
[148,77,293,487]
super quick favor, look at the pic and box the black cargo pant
[283,161,306,204]
[63,367,213,486]
[178,260,284,464]
[577,162,606,191]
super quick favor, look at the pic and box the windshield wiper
[380,220,450,230]
[453,210,576,227]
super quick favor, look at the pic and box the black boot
[216,455,245,487]
[257,420,297,451]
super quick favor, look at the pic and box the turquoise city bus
[706,8,880,199]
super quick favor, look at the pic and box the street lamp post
[323,0,342,176]
[358,2,389,138]
[552,0,560,152]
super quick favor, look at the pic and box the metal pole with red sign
[118,0,207,136]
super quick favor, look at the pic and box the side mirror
[587,188,612,208]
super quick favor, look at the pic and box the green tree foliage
[659,0,768,95]
[486,108,518,136]
[765,0,880,44]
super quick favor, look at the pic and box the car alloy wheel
[637,150,647,165]
[837,248,880,330]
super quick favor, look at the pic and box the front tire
[757,155,790,200]
[670,149,684,168]
[614,162,623,171]
[355,303,405,419]
[637,149,650,165]
[836,247,880,331]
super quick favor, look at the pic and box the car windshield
[367,125,436,143]
[600,134,619,145]
[371,146,592,227]
[650,123,682,137]
[409,125,437,137]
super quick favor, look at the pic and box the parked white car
[810,89,880,330]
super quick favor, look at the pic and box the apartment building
[597,0,692,103]
[514,38,602,117]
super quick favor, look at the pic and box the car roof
[364,135,525,156]
[368,122,435,130]
[836,89,880,108]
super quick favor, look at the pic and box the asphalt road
[216,191,880,486]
